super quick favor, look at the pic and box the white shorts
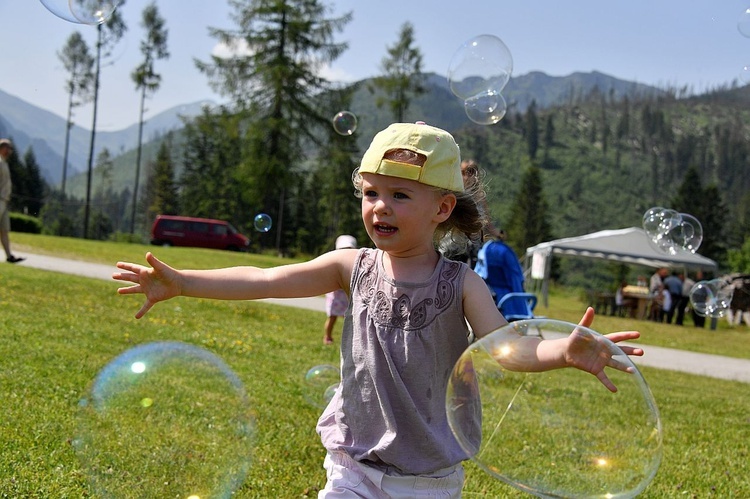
[318,451,464,498]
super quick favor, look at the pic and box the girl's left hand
[565,307,644,393]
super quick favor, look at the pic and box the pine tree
[57,31,94,194]
[195,0,350,252]
[369,22,425,122]
[83,3,127,238]
[671,166,727,264]
[147,140,180,222]
[506,161,553,255]
[21,148,47,217]
[179,107,244,224]
[130,2,169,234]
[524,100,540,160]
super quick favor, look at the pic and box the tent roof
[525,227,718,271]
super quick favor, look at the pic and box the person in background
[323,235,357,345]
[649,267,668,294]
[690,270,706,328]
[663,271,683,324]
[675,272,690,326]
[0,139,24,264]
[473,229,526,317]
[648,267,668,321]
[614,280,635,317]
[658,283,672,323]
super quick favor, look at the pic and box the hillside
[0,88,213,184]
[7,69,750,269]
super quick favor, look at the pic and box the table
[622,285,652,320]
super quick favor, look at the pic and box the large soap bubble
[39,0,121,25]
[448,34,513,100]
[74,341,254,497]
[448,34,513,126]
[446,319,662,498]
[689,279,734,318]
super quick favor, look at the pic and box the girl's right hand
[113,252,182,319]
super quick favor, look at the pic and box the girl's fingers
[117,285,142,295]
[597,371,617,393]
[112,272,139,284]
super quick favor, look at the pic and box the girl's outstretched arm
[500,307,644,392]
[113,250,356,319]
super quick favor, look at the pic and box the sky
[2,0,750,131]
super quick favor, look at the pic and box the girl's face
[360,173,455,257]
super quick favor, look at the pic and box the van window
[192,222,209,234]
[163,220,186,231]
[213,224,228,236]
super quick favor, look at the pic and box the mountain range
[0,90,213,185]
[0,70,661,189]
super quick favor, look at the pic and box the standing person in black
[663,271,683,324]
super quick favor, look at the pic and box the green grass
[3,233,750,497]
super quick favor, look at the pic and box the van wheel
[226,245,240,252]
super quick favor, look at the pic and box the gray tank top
[317,248,472,474]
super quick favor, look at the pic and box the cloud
[317,64,356,83]
[211,39,254,59]
[210,41,356,84]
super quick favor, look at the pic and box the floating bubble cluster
[332,111,358,136]
[642,207,703,255]
[254,213,272,233]
[448,35,512,125]
[303,364,339,409]
[446,319,662,498]
[74,341,254,497]
[39,0,121,25]
[689,279,735,318]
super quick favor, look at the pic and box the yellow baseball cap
[359,122,463,192]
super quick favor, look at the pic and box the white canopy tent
[524,227,718,305]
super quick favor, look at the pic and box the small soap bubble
[689,279,734,318]
[642,207,678,241]
[446,319,662,498]
[303,364,340,409]
[738,8,750,38]
[669,213,703,254]
[39,0,121,24]
[254,213,272,233]
[74,341,254,497]
[448,34,513,100]
[464,91,507,125]
[643,207,703,255]
[332,111,358,136]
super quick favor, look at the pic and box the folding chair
[496,292,538,322]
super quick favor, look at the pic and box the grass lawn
[3,233,750,497]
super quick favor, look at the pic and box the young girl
[114,122,643,497]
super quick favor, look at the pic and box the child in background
[323,235,357,345]
[113,122,643,497]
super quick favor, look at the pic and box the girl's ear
[434,193,457,223]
